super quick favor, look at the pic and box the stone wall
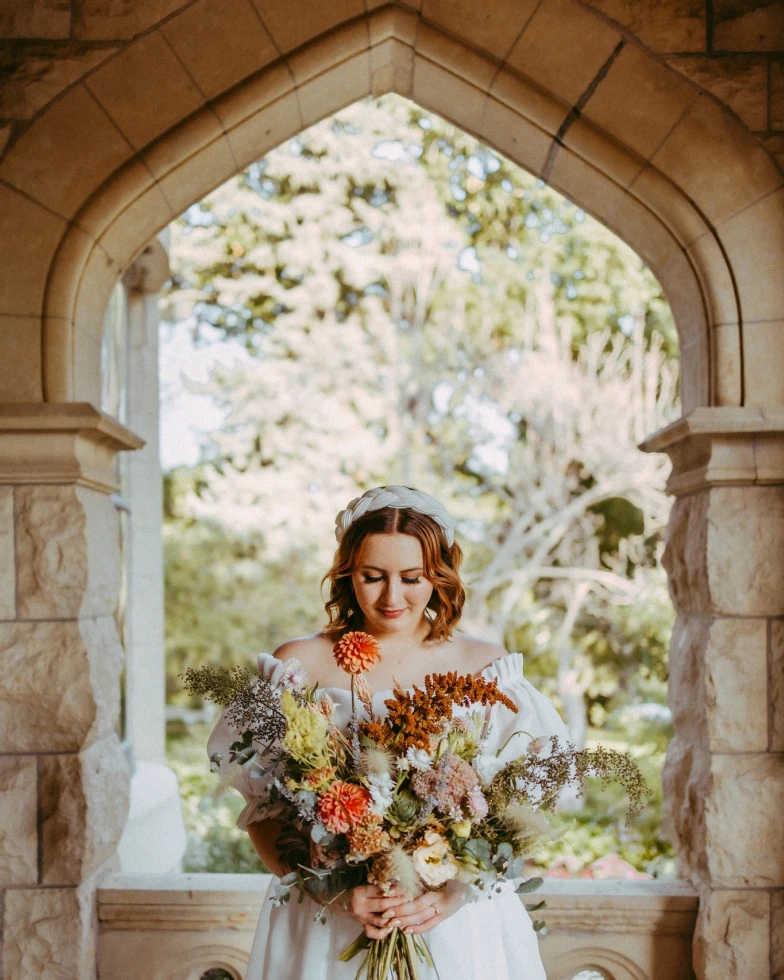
[642,409,784,979]
[0,409,141,979]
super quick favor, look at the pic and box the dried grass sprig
[485,735,651,824]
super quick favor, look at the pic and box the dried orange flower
[361,672,517,751]
[333,631,382,675]
[348,813,392,859]
[317,780,372,834]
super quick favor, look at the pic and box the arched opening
[1,6,781,980]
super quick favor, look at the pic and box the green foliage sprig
[180,665,286,745]
[181,664,252,705]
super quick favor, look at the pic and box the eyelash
[363,576,421,585]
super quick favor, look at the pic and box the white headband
[335,485,456,547]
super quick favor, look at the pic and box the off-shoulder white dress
[207,651,570,980]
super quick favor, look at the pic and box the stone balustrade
[96,873,698,980]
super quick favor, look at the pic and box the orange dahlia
[333,631,382,675]
[317,781,372,834]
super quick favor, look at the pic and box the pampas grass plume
[498,804,554,856]
[360,743,394,778]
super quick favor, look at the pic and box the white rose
[472,754,506,787]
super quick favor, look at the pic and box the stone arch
[0,3,780,410]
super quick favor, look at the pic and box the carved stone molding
[640,407,784,496]
[0,403,144,493]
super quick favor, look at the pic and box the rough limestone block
[0,756,37,885]
[15,485,121,620]
[0,486,14,618]
[693,888,769,980]
[663,487,784,616]
[662,615,711,882]
[713,0,784,52]
[39,734,130,886]
[3,879,97,980]
[772,621,784,752]
[772,891,784,979]
[0,617,123,752]
[582,0,706,51]
[703,618,768,752]
[705,753,784,887]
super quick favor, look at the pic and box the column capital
[0,402,143,494]
[640,407,784,496]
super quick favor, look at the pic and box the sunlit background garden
[161,94,679,881]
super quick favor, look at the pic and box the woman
[207,485,570,979]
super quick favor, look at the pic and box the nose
[383,579,403,607]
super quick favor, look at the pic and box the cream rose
[412,831,460,888]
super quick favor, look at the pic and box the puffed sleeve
[479,652,571,779]
[206,652,292,830]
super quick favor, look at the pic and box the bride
[207,485,570,979]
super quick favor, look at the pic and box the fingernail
[404,928,412,934]
[391,920,400,928]
[383,909,394,919]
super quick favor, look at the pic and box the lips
[379,609,406,617]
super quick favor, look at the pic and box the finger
[364,922,396,940]
[403,910,442,935]
[382,893,432,920]
[390,903,441,931]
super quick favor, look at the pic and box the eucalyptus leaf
[515,876,544,894]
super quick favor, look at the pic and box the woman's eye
[363,576,383,583]
[362,576,421,584]
[402,577,421,584]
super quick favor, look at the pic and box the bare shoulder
[449,632,508,676]
[271,632,334,670]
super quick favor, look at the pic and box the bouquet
[183,633,648,980]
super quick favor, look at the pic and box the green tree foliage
[163,95,680,873]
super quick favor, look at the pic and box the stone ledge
[97,873,699,936]
[0,402,143,493]
[640,406,784,495]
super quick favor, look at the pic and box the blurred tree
[162,94,679,753]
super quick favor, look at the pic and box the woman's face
[350,533,434,635]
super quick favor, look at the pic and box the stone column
[114,237,188,874]
[0,404,142,980]
[641,407,784,980]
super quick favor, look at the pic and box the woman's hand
[336,884,412,936]
[363,880,470,939]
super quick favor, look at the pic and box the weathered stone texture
[693,889,769,980]
[0,756,38,885]
[15,485,121,620]
[773,890,784,980]
[0,48,119,120]
[705,753,784,887]
[39,735,130,886]
[0,0,71,39]
[0,617,123,752]
[663,487,784,616]
[72,0,186,40]
[772,58,784,131]
[662,615,711,884]
[0,486,14,619]
[772,620,784,751]
[703,617,767,752]
[713,0,784,52]
[583,0,706,51]
[3,879,97,980]
[664,55,766,131]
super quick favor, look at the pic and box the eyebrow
[361,565,424,573]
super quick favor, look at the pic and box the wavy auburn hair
[321,505,465,643]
